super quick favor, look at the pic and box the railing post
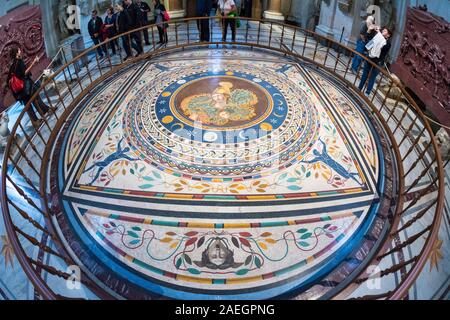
[291,28,297,53]
[268,22,273,47]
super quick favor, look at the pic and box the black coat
[137,1,151,22]
[123,2,143,29]
[196,0,213,16]
[88,16,103,38]
[116,11,128,34]
[8,58,31,101]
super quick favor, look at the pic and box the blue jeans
[352,39,366,71]
[358,60,380,94]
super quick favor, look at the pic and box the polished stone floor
[39,48,394,300]
[0,27,448,299]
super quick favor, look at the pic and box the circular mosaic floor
[50,49,394,299]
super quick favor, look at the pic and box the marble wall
[286,0,321,29]
[0,0,38,16]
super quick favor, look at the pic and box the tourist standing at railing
[358,27,392,96]
[136,0,152,46]
[240,0,252,18]
[123,0,144,56]
[104,7,119,56]
[197,0,213,42]
[4,47,54,128]
[88,10,107,58]
[115,3,143,60]
[218,0,237,42]
[152,0,168,44]
[351,12,376,72]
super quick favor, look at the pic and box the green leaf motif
[130,168,135,175]
[278,173,288,181]
[287,185,302,191]
[139,184,154,189]
[129,239,140,245]
[306,171,311,178]
[287,177,299,183]
[143,176,154,181]
[153,171,162,179]
[244,255,252,266]
[131,226,142,231]
[175,258,182,269]
[187,268,201,275]
[298,241,309,247]
[300,232,312,239]
[127,230,139,238]
[235,268,250,276]
[297,228,308,234]
[254,257,262,268]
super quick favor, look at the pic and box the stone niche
[337,0,353,14]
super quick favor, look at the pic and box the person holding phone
[351,12,376,72]
[358,27,392,95]
[5,47,53,127]
[218,0,237,42]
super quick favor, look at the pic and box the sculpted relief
[395,8,450,113]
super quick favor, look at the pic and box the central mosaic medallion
[51,51,391,300]
[172,76,272,130]
[124,68,319,179]
[153,70,291,143]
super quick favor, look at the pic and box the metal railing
[0,17,444,300]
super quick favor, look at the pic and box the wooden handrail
[0,16,444,300]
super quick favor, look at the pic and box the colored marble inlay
[50,50,391,300]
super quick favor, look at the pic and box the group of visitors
[88,0,168,60]
[352,11,393,95]
[197,0,240,43]
[3,0,284,128]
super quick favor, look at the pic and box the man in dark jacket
[88,10,107,57]
[122,0,144,56]
[241,0,252,17]
[136,0,151,45]
[197,0,213,42]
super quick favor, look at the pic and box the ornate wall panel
[0,5,49,112]
[391,7,450,127]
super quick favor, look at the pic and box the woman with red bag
[5,47,53,127]
[152,0,168,45]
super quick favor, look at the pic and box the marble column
[287,0,318,29]
[263,0,285,21]
[166,0,185,19]
[40,0,60,57]
[315,0,338,38]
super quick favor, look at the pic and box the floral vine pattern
[96,220,341,276]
